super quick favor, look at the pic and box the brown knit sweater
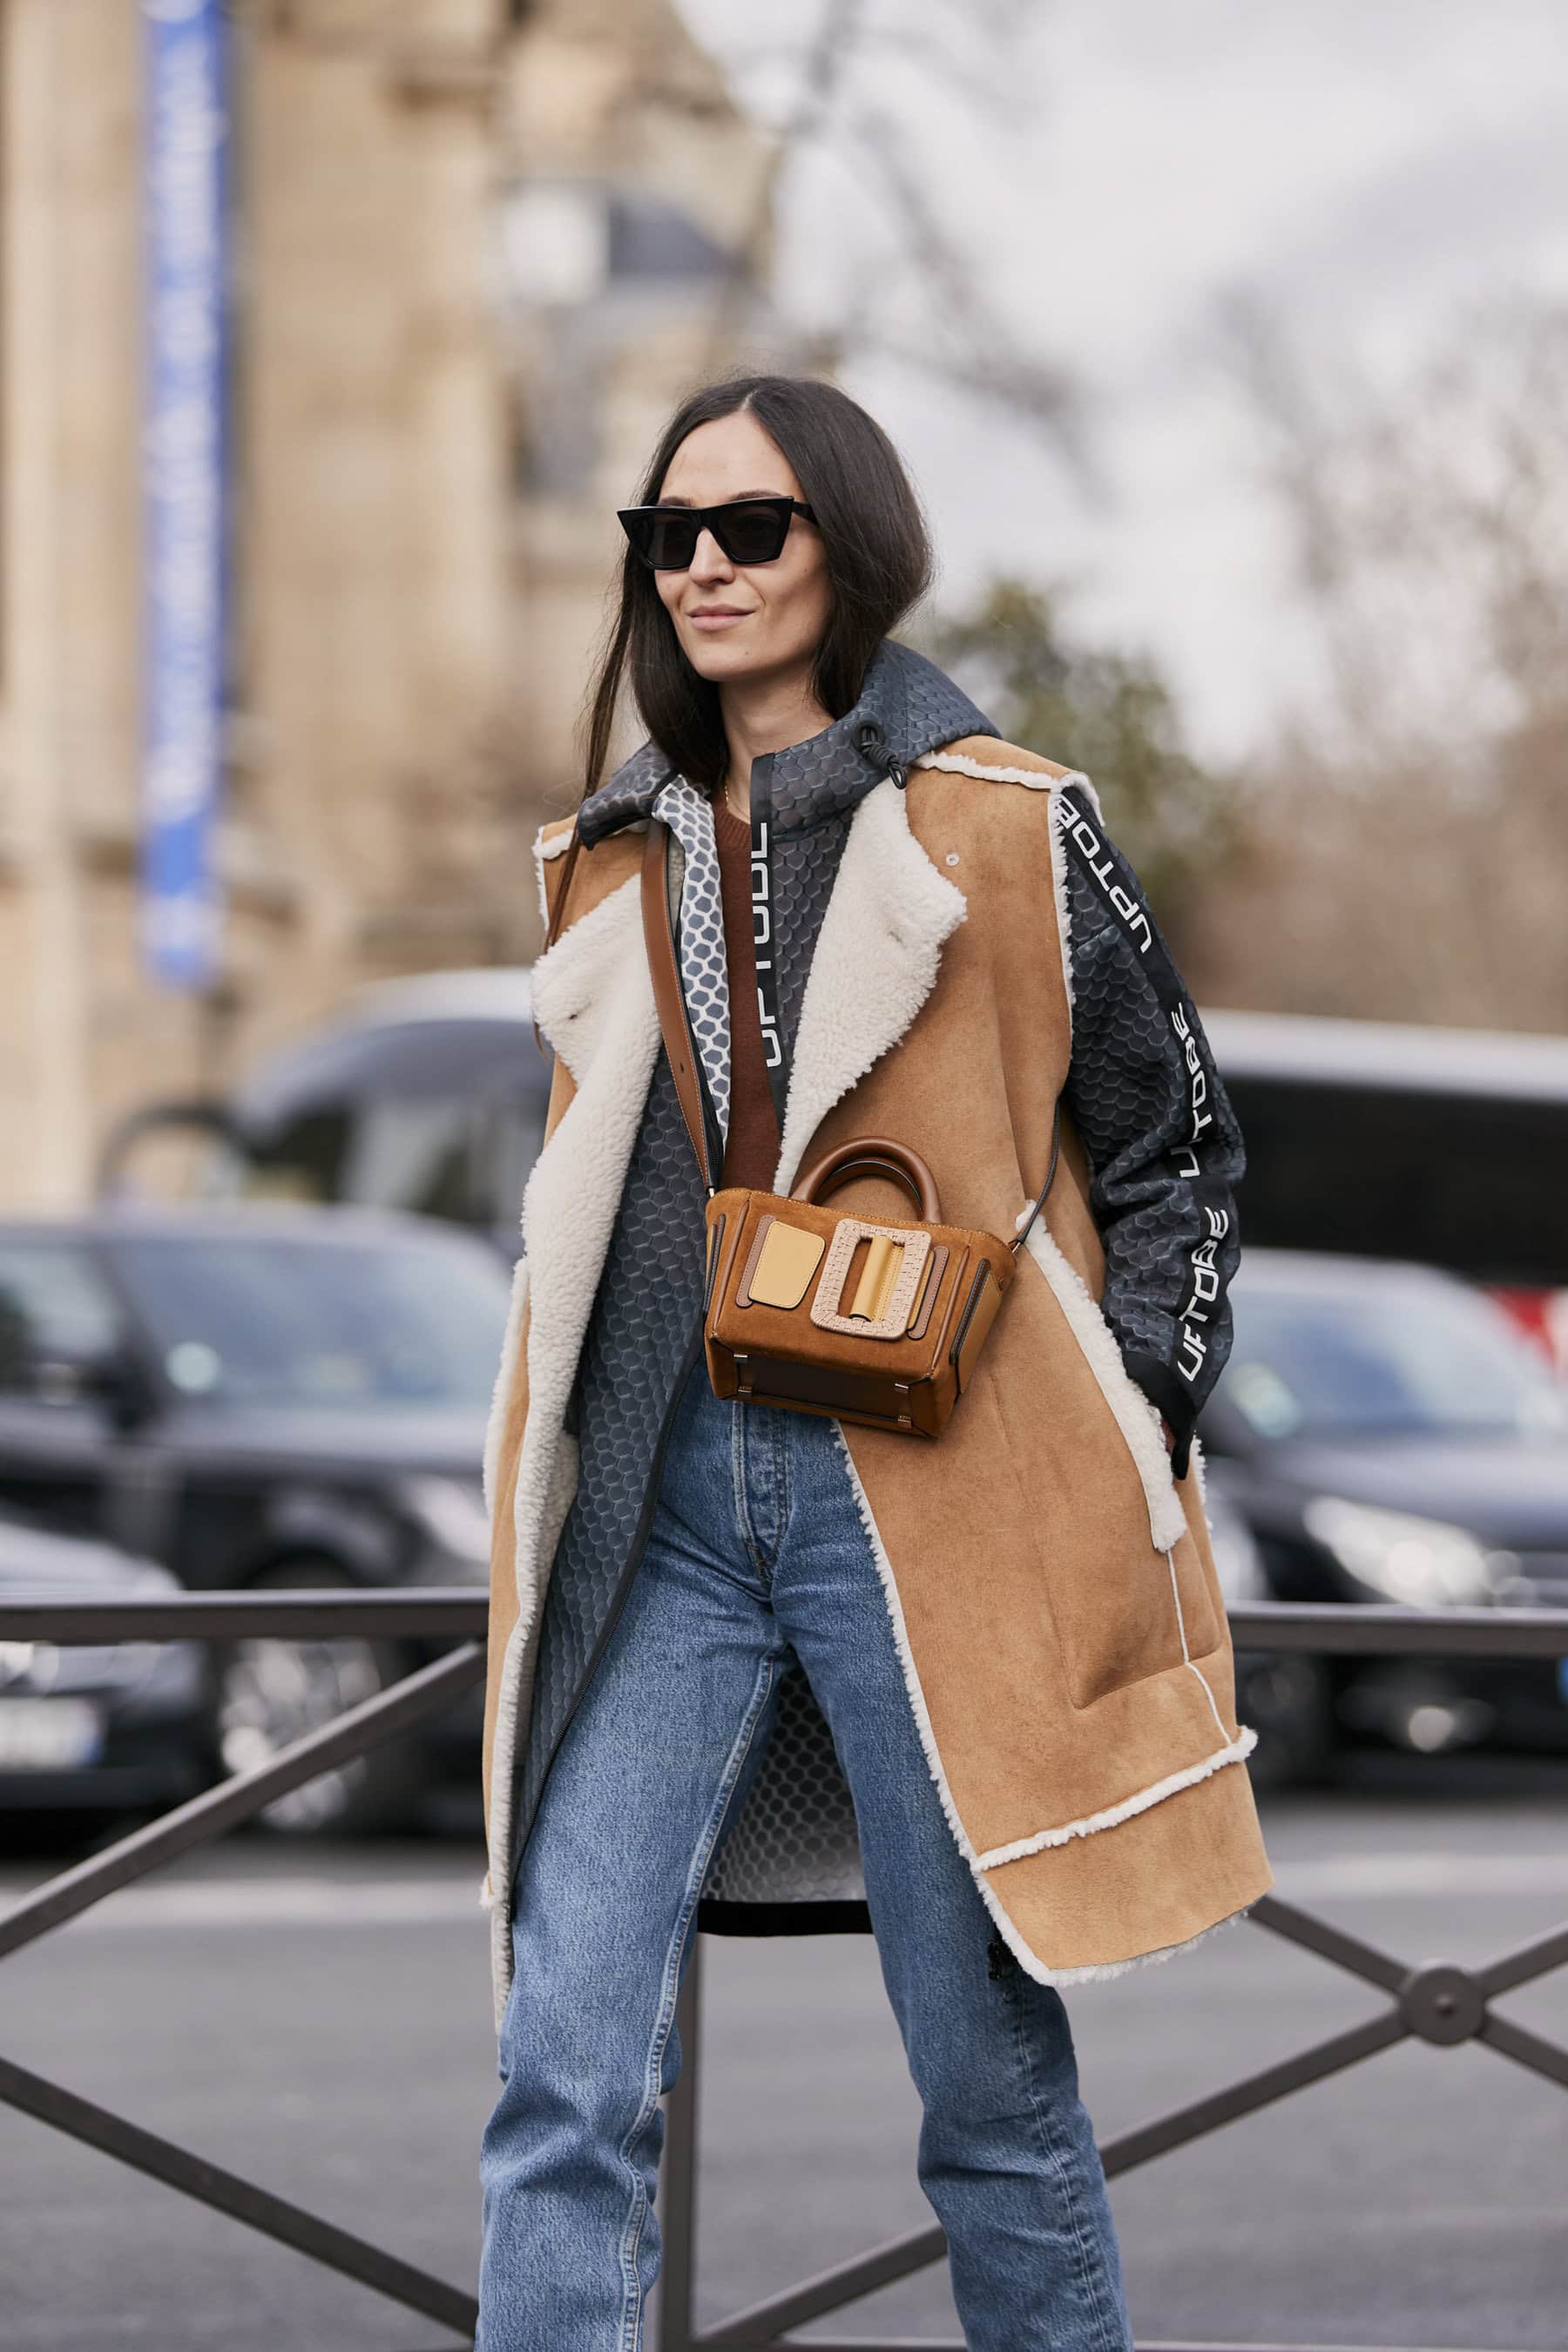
[713,796,782,1190]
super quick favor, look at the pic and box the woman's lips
[688,610,749,630]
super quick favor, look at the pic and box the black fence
[0,1592,1565,2352]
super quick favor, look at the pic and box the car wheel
[1237,1653,1335,1794]
[214,1560,424,1835]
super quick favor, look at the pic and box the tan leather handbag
[638,816,1061,1438]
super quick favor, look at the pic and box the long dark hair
[579,373,934,799]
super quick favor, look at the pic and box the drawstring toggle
[856,719,907,791]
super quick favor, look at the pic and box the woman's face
[652,411,831,695]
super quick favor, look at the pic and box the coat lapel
[773,778,967,1193]
[523,868,661,1419]
[526,776,967,1228]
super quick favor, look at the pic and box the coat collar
[530,778,971,1207]
[575,636,997,847]
[540,639,998,1199]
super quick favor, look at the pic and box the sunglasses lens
[626,510,699,569]
[716,503,789,564]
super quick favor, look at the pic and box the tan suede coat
[482,733,1272,2022]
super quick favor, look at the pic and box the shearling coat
[481,637,1272,2031]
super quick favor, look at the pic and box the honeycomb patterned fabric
[651,776,731,1147]
[1054,784,1245,1477]
[513,639,997,1931]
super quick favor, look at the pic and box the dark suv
[1200,1249,1568,1764]
[0,1205,511,1831]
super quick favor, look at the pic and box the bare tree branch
[701,0,868,369]
[846,112,1088,477]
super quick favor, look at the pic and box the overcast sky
[678,0,1568,760]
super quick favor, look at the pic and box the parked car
[1205,1010,1568,1365]
[1200,1482,1333,1792]
[105,999,1568,1368]
[98,968,549,1260]
[0,1507,210,1815]
[0,1205,512,1831]
[1200,1249,1568,1762]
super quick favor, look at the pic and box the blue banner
[141,0,229,990]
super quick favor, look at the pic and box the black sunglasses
[617,495,817,571]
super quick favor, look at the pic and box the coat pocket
[1012,1223,1223,1694]
[1018,1223,1189,1552]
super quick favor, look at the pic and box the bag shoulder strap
[640,820,713,1189]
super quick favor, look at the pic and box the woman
[478,374,1272,2349]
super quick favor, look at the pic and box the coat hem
[1024,1901,1257,1988]
[973,1727,1258,1869]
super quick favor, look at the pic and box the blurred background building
[3,0,1566,1218]
[0,0,777,1209]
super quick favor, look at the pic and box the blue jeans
[477,1359,1132,2351]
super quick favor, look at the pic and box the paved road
[1,1780,1565,2349]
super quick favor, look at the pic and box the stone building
[0,0,776,1209]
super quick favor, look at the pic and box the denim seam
[1006,1985,1130,2352]
[614,1650,780,2349]
[765,1409,790,1570]
[731,1402,777,1585]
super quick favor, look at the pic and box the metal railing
[0,1592,1564,2352]
[0,1589,489,2346]
[657,1603,1568,2352]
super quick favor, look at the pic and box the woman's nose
[688,527,733,581]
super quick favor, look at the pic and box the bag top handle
[790,1138,940,1221]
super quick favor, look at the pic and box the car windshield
[110,1227,510,1412]
[1220,1275,1568,1443]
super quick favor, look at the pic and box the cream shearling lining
[1016,1213,1191,1554]
[773,777,966,1196]
[531,819,571,929]
[913,747,1105,822]
[483,1258,530,1511]
[483,871,661,2021]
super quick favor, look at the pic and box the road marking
[2,1876,485,1930]
[2,1852,1564,1931]
[1276,1853,1568,1899]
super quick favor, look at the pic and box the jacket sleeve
[1052,780,1244,1478]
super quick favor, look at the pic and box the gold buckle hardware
[809,1219,931,1340]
